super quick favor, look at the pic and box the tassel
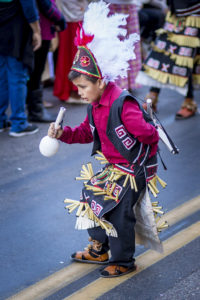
[76,203,85,217]
[168,33,200,48]
[104,195,117,201]
[123,174,130,187]
[68,203,80,214]
[109,182,116,195]
[132,176,138,192]
[76,163,94,181]
[84,184,103,193]
[149,179,159,194]
[148,182,157,198]
[82,205,90,217]
[87,163,94,177]
[157,221,168,232]
[153,207,164,215]
[144,65,188,87]
[94,191,107,196]
[156,175,167,188]
[94,151,109,164]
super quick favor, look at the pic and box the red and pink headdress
[71,24,102,79]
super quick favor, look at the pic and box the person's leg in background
[27,40,55,122]
[139,8,165,61]
[7,56,38,136]
[139,8,165,42]
[176,75,197,119]
[0,55,10,132]
[145,87,160,112]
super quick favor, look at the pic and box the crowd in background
[0,0,199,137]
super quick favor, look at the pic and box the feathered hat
[71,0,139,83]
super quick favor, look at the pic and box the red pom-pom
[74,23,94,46]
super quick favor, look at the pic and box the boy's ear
[98,79,106,90]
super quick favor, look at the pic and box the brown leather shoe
[71,250,109,264]
[175,98,197,120]
[71,237,109,264]
[100,264,137,278]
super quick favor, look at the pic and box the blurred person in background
[138,0,167,60]
[0,0,41,137]
[137,0,200,119]
[26,0,66,123]
[104,0,142,94]
[53,0,88,102]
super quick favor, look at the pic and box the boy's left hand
[48,123,63,139]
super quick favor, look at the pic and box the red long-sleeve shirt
[59,82,159,164]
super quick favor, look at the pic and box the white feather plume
[82,0,140,82]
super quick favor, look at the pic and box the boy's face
[72,75,106,103]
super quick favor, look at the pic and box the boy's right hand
[48,123,63,139]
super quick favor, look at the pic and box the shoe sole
[9,128,39,137]
[175,113,195,120]
[100,265,137,278]
[71,256,109,265]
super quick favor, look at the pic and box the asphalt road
[0,85,200,299]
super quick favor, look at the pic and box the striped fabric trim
[176,3,200,17]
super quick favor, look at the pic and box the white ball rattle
[39,107,66,157]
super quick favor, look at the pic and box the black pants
[139,8,165,40]
[88,171,146,268]
[28,40,51,91]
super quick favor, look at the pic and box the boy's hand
[48,123,63,139]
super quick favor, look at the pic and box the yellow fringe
[157,13,200,48]
[148,175,167,198]
[167,33,200,48]
[94,151,109,164]
[65,171,168,234]
[165,11,179,24]
[151,45,194,69]
[122,173,138,191]
[155,28,167,36]
[64,199,114,234]
[70,154,169,234]
[193,74,200,85]
[157,221,169,232]
[185,16,200,28]
[166,12,200,29]
[144,65,188,87]
[194,55,200,64]
[84,184,103,193]
[155,175,167,188]
[147,175,168,232]
[76,163,94,181]
[170,54,194,68]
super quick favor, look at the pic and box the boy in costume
[48,1,167,278]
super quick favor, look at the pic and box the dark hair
[68,70,99,83]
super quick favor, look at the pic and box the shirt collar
[93,82,118,108]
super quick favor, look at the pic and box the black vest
[87,90,155,166]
